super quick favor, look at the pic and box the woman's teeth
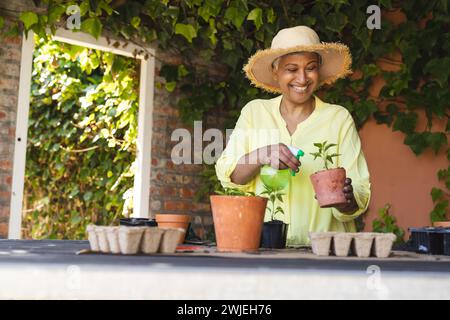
[290,85,308,93]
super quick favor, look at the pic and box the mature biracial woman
[215,26,371,246]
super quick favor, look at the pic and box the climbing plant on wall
[1,0,448,225]
[23,35,138,239]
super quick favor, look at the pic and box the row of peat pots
[210,195,395,258]
[86,214,191,255]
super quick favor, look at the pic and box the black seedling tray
[408,227,450,255]
[119,218,158,227]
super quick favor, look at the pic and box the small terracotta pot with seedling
[260,185,288,249]
[310,141,347,208]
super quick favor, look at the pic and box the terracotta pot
[433,221,450,228]
[210,195,267,252]
[155,214,191,244]
[310,167,347,208]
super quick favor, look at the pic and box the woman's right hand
[257,143,301,172]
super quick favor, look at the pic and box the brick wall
[150,56,225,239]
[0,13,23,238]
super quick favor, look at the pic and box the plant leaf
[247,8,263,30]
[20,11,39,30]
[175,23,197,43]
[81,17,102,39]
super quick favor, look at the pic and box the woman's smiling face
[272,52,320,105]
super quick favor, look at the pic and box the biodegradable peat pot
[159,228,185,254]
[310,167,347,208]
[155,214,191,244]
[86,224,99,252]
[96,226,111,253]
[261,220,288,249]
[210,195,267,252]
[118,226,145,254]
[309,232,335,256]
[141,227,165,254]
[352,233,375,258]
[333,233,353,257]
[106,227,121,254]
[372,233,396,258]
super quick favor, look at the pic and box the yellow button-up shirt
[215,95,371,245]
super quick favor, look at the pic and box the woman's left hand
[334,178,359,214]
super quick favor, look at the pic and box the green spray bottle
[260,146,305,190]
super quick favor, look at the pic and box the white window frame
[8,29,155,239]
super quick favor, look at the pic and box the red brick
[1,48,21,62]
[163,173,184,184]
[0,207,10,218]
[0,79,18,91]
[165,160,175,170]
[5,176,12,185]
[192,203,211,212]
[8,127,15,138]
[161,186,177,196]
[180,187,194,198]
[182,176,193,184]
[0,112,6,120]
[3,36,21,45]
[0,223,8,238]
[0,160,12,170]
[151,158,158,166]
[164,200,192,211]
[177,164,203,173]
[2,62,20,77]
[0,192,11,201]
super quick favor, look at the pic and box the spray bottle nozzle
[288,146,305,176]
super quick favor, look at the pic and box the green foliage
[194,164,221,202]
[430,166,450,222]
[1,0,449,226]
[310,141,340,170]
[23,35,138,239]
[214,187,255,197]
[260,185,285,222]
[372,204,405,244]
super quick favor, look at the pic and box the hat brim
[243,43,352,94]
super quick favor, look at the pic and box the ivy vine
[24,35,138,239]
[1,0,448,224]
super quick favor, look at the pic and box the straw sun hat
[243,26,352,93]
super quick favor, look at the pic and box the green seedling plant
[214,187,255,197]
[260,185,285,222]
[372,203,405,244]
[310,141,341,170]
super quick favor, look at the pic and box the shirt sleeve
[331,111,371,223]
[215,104,254,191]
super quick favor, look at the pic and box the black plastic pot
[260,220,288,249]
[119,218,158,227]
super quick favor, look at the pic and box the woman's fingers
[343,185,353,193]
[279,145,301,171]
[265,143,301,171]
[279,152,299,171]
